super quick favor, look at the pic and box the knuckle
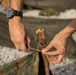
[58,49,65,54]
[59,51,64,54]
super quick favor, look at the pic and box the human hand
[42,31,70,64]
[42,19,76,64]
[9,17,31,52]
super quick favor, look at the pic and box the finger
[46,50,60,56]
[24,37,30,51]
[49,55,64,64]
[42,42,53,54]
[62,58,65,62]
[62,54,66,62]
[48,56,57,61]
[27,37,31,51]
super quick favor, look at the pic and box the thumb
[27,37,31,50]
[25,36,31,50]
[42,42,53,54]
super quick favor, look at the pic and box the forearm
[9,0,24,26]
[68,19,76,32]
[57,19,76,39]
[11,0,24,11]
[64,19,76,34]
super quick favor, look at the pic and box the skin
[9,0,31,51]
[9,0,76,63]
[42,19,76,64]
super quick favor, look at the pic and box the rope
[30,47,41,52]
[30,47,54,75]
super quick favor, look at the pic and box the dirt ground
[0,13,76,59]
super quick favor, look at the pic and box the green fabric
[0,51,39,75]
[0,50,52,75]
[0,35,52,75]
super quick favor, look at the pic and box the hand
[42,31,70,64]
[9,17,31,51]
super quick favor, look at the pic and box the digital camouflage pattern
[0,29,52,75]
[0,51,39,75]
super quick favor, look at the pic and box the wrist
[9,16,22,21]
[58,19,76,39]
[58,26,75,39]
[8,16,22,28]
[6,8,23,19]
[11,7,22,12]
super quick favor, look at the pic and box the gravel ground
[50,58,76,75]
[0,46,29,66]
[23,9,76,19]
[0,45,76,75]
